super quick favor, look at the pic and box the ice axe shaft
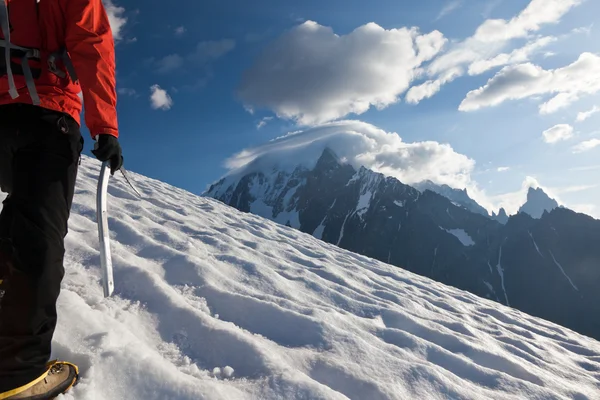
[97,162,114,297]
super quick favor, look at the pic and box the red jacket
[0,0,119,138]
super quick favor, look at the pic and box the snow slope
[2,157,599,400]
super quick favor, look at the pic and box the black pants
[0,104,82,392]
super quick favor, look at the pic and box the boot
[0,361,79,400]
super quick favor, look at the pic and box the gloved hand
[92,134,123,175]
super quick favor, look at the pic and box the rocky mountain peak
[519,187,559,219]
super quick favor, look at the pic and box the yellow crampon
[0,360,79,399]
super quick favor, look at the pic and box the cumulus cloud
[572,139,600,153]
[409,0,582,104]
[153,39,236,74]
[576,105,600,122]
[238,21,447,125]
[103,0,127,41]
[150,85,173,110]
[459,53,600,113]
[542,124,574,144]
[226,120,475,189]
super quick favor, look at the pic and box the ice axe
[96,156,142,297]
[97,161,114,297]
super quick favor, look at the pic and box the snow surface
[444,228,475,247]
[3,157,599,400]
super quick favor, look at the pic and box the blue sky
[97,0,600,217]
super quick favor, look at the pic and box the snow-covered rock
[415,180,489,217]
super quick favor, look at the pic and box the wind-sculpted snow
[5,158,597,399]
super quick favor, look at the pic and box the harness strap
[48,48,78,83]
[21,52,40,104]
[0,2,76,105]
[0,0,18,100]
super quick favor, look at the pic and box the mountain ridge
[206,148,600,340]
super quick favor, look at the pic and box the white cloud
[571,25,593,36]
[409,0,583,104]
[497,167,510,172]
[238,21,447,125]
[572,139,600,153]
[150,85,173,110]
[576,105,600,122]
[473,0,583,42]
[257,117,274,130]
[467,36,556,75]
[103,0,127,41]
[175,26,186,36]
[542,124,574,144]
[435,1,463,21]
[459,53,600,113]
[226,120,475,189]
[406,67,462,104]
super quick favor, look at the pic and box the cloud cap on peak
[225,120,475,190]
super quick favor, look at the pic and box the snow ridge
[549,250,580,292]
[528,231,544,258]
[21,158,599,400]
[496,245,510,306]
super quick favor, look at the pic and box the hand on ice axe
[92,134,123,175]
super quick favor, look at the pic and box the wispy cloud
[118,88,137,97]
[257,117,274,130]
[572,139,600,153]
[410,0,585,105]
[435,0,463,21]
[542,124,574,144]
[155,54,184,74]
[152,39,236,74]
[497,167,510,172]
[459,53,600,114]
[569,165,600,172]
[576,105,600,122]
[553,184,598,194]
[150,85,173,110]
[175,26,186,36]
